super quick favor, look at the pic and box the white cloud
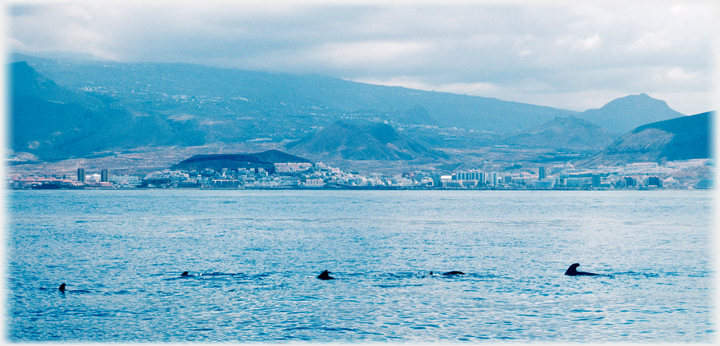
[629,32,670,52]
[313,40,432,68]
[435,82,498,95]
[352,76,432,90]
[7,2,716,115]
[7,37,28,52]
[666,67,697,81]
[555,34,602,50]
[581,34,602,50]
[351,77,497,96]
[671,5,688,14]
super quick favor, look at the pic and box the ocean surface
[6,189,716,342]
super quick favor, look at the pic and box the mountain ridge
[578,111,713,167]
[11,53,580,134]
[286,120,449,161]
[8,54,703,171]
[578,93,686,134]
[9,61,205,161]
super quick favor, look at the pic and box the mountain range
[10,53,579,135]
[7,53,712,171]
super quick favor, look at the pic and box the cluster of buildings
[439,160,713,190]
[7,158,713,190]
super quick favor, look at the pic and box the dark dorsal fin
[565,263,598,276]
[317,270,334,280]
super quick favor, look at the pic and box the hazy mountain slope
[13,53,579,133]
[503,116,615,151]
[578,111,712,167]
[578,93,685,134]
[10,61,108,160]
[648,112,713,160]
[286,120,449,161]
[10,61,205,161]
[397,104,440,126]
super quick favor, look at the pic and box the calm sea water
[6,189,715,342]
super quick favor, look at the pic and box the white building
[304,178,324,187]
[565,177,592,188]
[274,162,313,173]
[627,162,659,169]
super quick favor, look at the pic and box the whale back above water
[59,283,66,292]
[442,271,465,276]
[565,263,598,276]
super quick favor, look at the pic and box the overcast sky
[7,1,717,115]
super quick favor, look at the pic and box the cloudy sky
[7,1,717,115]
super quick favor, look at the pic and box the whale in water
[181,271,189,276]
[317,270,334,280]
[565,263,598,276]
[442,271,465,276]
[59,283,66,293]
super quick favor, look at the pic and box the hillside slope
[10,61,205,161]
[13,53,579,134]
[503,116,615,151]
[578,111,712,167]
[286,120,448,161]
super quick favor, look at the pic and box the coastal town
[8,158,714,190]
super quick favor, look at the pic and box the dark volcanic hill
[172,150,312,173]
[502,116,615,151]
[578,111,713,167]
[286,120,449,161]
[578,93,686,134]
[10,61,204,162]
